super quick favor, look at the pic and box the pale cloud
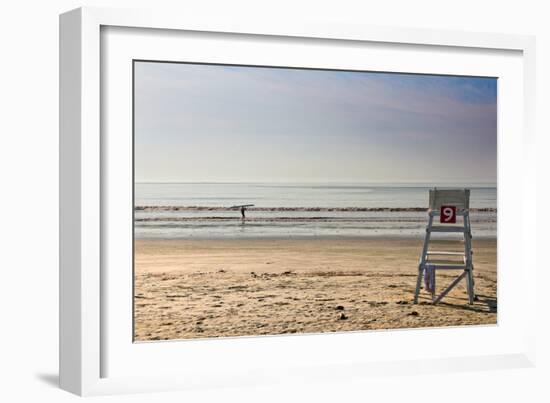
[134,62,497,184]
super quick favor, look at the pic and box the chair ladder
[413,210,475,304]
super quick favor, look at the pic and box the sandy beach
[134,237,497,341]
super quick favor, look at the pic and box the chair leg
[466,267,475,305]
[463,212,475,305]
[415,214,433,304]
[471,265,478,301]
[414,265,423,304]
[431,270,436,302]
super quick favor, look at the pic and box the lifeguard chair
[413,188,475,305]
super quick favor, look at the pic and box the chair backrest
[429,188,470,211]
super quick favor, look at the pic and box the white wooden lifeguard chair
[413,188,475,305]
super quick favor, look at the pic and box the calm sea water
[134,183,497,239]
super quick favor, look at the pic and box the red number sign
[440,205,456,223]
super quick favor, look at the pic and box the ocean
[134,183,497,239]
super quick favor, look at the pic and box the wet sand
[134,238,497,341]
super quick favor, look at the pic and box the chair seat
[426,264,467,270]
[428,225,465,233]
[427,251,465,256]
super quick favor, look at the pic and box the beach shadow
[475,294,498,313]
[437,295,497,314]
[437,302,490,314]
[35,372,59,388]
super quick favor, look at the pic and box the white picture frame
[59,6,537,396]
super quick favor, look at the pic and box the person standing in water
[231,204,253,221]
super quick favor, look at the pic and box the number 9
[443,207,453,222]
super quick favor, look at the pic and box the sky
[134,61,497,184]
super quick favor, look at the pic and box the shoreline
[135,205,497,213]
[134,234,498,241]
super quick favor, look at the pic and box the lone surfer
[230,204,254,221]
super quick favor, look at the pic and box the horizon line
[135,180,497,186]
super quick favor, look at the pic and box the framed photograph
[60,7,537,396]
